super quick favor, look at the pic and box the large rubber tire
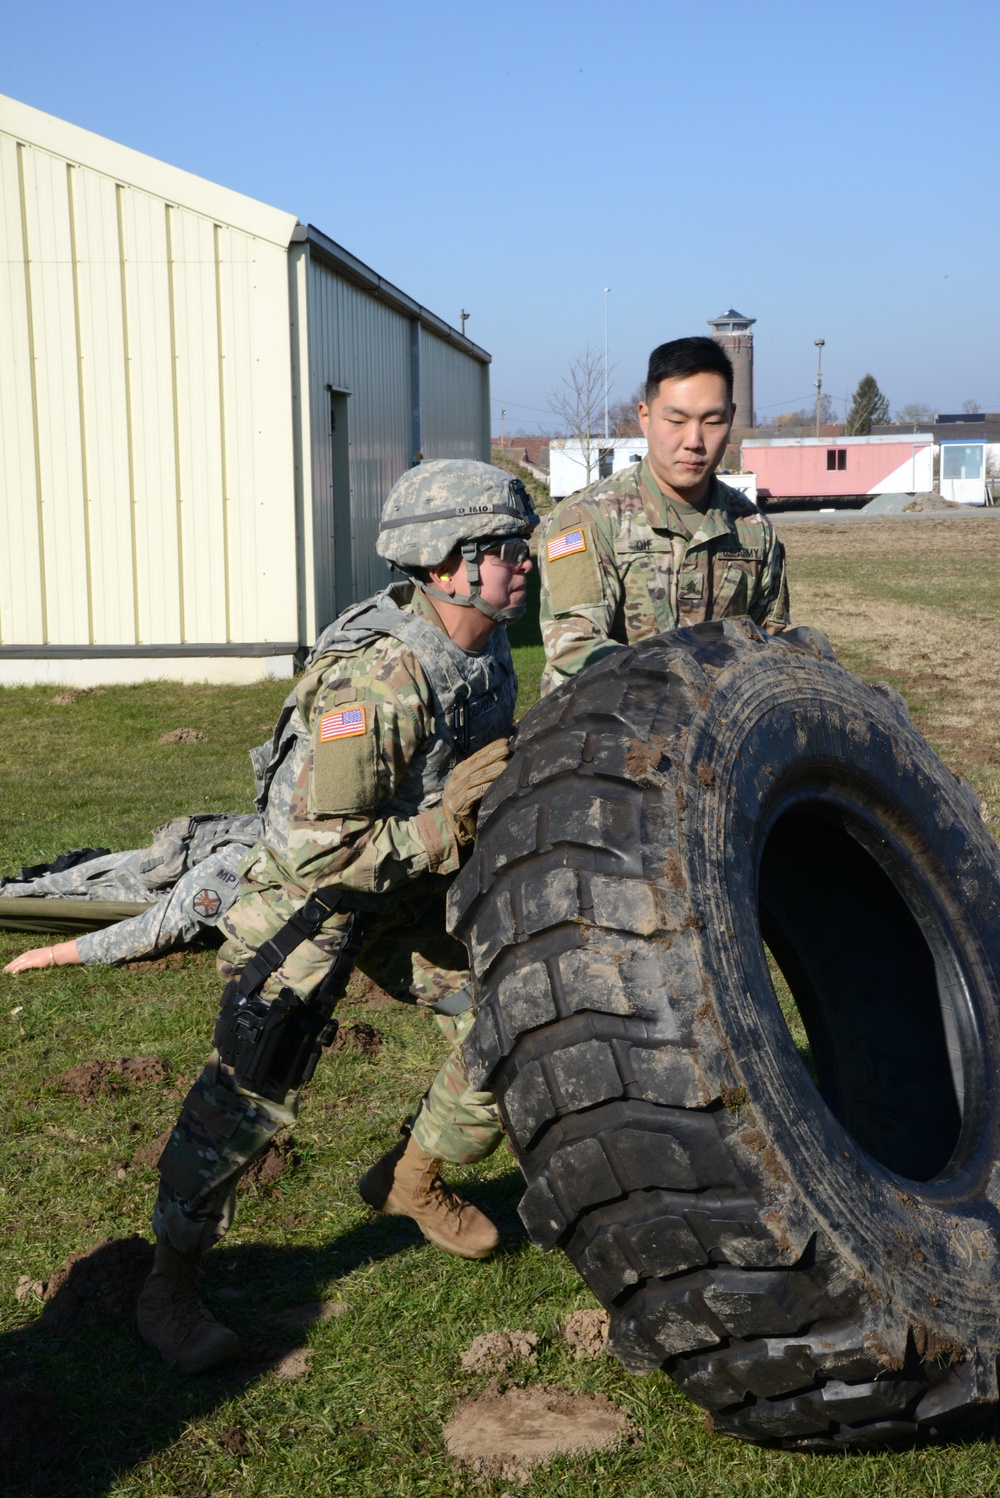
[448,618,1000,1450]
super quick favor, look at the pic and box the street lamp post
[604,287,611,440]
[814,339,825,441]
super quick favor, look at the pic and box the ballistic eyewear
[476,537,532,565]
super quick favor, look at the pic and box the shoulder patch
[547,528,587,562]
[543,521,602,613]
[320,705,367,741]
[192,887,224,921]
[311,704,378,814]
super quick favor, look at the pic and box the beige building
[0,94,490,685]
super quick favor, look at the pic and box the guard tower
[708,309,755,428]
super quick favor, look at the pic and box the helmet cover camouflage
[376,459,538,570]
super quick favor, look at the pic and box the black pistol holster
[213,887,366,1103]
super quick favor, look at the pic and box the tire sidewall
[680,642,1000,1349]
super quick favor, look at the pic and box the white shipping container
[549,437,648,500]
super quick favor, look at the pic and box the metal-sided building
[0,94,490,685]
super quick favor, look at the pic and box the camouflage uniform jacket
[0,813,260,964]
[538,457,790,692]
[226,582,516,952]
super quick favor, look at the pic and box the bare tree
[962,398,982,414]
[896,401,935,423]
[769,396,836,429]
[549,345,616,485]
[608,384,645,437]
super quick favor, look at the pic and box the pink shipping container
[742,435,934,500]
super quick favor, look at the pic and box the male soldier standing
[539,336,788,693]
[137,459,537,1373]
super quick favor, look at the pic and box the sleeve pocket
[544,523,603,612]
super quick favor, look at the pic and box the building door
[328,388,353,614]
[939,442,986,506]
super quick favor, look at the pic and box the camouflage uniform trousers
[152,876,501,1256]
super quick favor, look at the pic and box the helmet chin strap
[410,543,526,626]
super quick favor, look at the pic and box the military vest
[251,583,516,848]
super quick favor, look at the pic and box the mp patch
[320,705,367,742]
[193,888,223,920]
[547,529,587,562]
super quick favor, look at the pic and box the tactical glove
[441,738,512,846]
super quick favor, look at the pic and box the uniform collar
[639,458,736,546]
[401,581,450,634]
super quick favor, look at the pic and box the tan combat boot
[358,1134,499,1260]
[136,1241,240,1374]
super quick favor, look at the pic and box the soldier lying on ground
[538,335,789,694]
[1,813,260,971]
[137,458,538,1374]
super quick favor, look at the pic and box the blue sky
[4,0,997,430]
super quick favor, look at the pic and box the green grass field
[3,514,1000,1496]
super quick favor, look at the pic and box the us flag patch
[320,705,367,742]
[547,529,586,562]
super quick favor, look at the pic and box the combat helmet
[377,458,538,623]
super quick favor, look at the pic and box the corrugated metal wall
[304,254,412,628]
[0,116,298,649]
[419,329,489,461]
[301,254,493,633]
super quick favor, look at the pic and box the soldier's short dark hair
[644,337,734,404]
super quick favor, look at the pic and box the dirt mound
[120,1055,170,1085]
[327,1020,383,1057]
[443,1384,632,1483]
[157,727,203,744]
[345,973,395,1009]
[0,1382,79,1487]
[460,1330,539,1374]
[243,1134,295,1190]
[51,687,106,705]
[267,1300,348,1330]
[132,1126,174,1170]
[234,1338,314,1380]
[125,952,187,972]
[558,1308,609,1360]
[272,1346,313,1380]
[40,1235,154,1331]
[218,1425,249,1455]
[50,1056,169,1098]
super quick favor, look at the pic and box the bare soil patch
[243,1134,295,1190]
[132,1126,174,1170]
[39,1235,154,1331]
[51,687,107,705]
[443,1383,633,1483]
[236,1339,314,1380]
[344,972,395,1009]
[460,1329,539,1374]
[157,727,204,744]
[50,1055,170,1098]
[327,1020,383,1057]
[558,1308,609,1360]
[124,951,187,972]
[778,513,1000,823]
[266,1299,348,1330]
[217,1426,249,1455]
[271,1345,313,1380]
